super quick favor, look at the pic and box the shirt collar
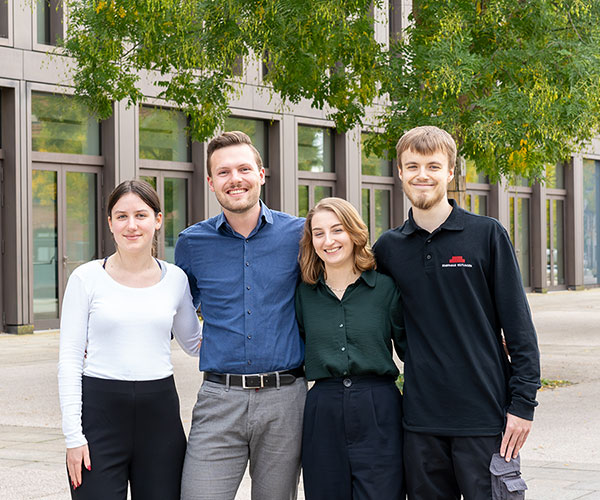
[314,269,377,289]
[401,199,464,235]
[216,201,273,234]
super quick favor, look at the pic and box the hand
[66,444,91,489]
[500,413,532,461]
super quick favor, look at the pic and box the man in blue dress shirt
[176,131,306,500]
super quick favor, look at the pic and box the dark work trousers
[404,431,502,500]
[302,376,405,500]
[70,375,187,500]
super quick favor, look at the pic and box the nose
[324,231,334,244]
[416,165,428,179]
[127,216,137,229]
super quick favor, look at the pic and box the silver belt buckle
[242,373,264,389]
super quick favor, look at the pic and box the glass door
[32,166,100,328]
[139,171,191,262]
[508,194,531,288]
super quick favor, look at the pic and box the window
[224,116,270,203]
[36,0,63,46]
[0,0,9,39]
[32,92,101,155]
[389,0,403,45]
[297,125,336,217]
[465,160,489,216]
[361,132,394,241]
[139,106,192,262]
[583,159,600,285]
[545,163,567,288]
[140,174,189,263]
[139,106,191,162]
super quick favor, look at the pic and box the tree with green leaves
[63,0,383,141]
[64,0,600,183]
[373,0,600,181]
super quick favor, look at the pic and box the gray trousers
[180,377,307,500]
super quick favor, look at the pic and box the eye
[116,215,127,220]
[333,228,344,233]
[136,213,147,218]
[312,231,324,238]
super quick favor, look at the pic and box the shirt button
[247,360,252,365]
[341,346,346,352]
[339,323,344,328]
[342,371,348,376]
[343,378,352,388]
[426,254,432,260]
[245,239,249,243]
[246,285,251,290]
[247,309,251,315]
[247,335,252,339]
[245,262,250,267]
[426,239,432,244]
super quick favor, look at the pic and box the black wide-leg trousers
[69,375,186,500]
[302,375,405,500]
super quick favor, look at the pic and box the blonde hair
[396,125,457,171]
[299,197,375,284]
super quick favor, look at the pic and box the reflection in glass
[37,0,50,44]
[374,189,391,240]
[298,126,333,172]
[140,176,157,190]
[361,133,392,176]
[466,159,488,184]
[555,200,564,285]
[298,185,309,218]
[362,188,370,234]
[314,185,332,205]
[164,178,188,263]
[545,163,565,189]
[509,196,530,287]
[139,106,190,162]
[66,172,97,279]
[33,170,59,319]
[517,198,530,287]
[224,117,268,165]
[32,92,100,155]
[583,159,600,284]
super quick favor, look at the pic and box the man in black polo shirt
[374,126,540,499]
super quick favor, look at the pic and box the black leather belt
[204,366,305,389]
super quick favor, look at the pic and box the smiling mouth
[324,247,342,254]
[227,188,247,195]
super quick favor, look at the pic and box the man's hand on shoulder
[500,413,532,462]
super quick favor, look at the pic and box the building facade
[0,0,598,332]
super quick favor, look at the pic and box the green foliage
[540,377,572,390]
[63,0,385,142]
[372,0,600,181]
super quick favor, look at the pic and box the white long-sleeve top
[58,259,202,448]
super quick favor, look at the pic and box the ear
[259,167,266,186]
[155,212,163,230]
[447,166,455,183]
[397,164,403,182]
[207,175,215,193]
[107,216,113,234]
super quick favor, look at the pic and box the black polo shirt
[374,200,540,436]
[295,270,406,381]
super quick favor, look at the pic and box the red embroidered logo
[449,256,465,264]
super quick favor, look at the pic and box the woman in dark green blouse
[296,197,406,500]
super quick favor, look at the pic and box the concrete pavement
[0,288,599,499]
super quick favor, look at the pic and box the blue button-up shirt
[175,203,305,374]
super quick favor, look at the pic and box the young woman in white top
[58,180,201,500]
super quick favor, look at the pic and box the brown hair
[299,197,375,284]
[206,131,263,176]
[395,125,457,171]
[107,180,162,256]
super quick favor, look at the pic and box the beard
[404,183,446,210]
[214,185,261,214]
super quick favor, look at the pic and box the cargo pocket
[489,453,527,500]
